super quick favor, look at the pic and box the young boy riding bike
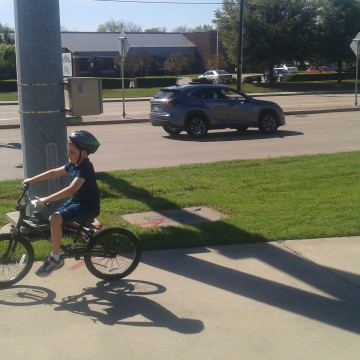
[22,130,100,277]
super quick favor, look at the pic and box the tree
[87,56,103,76]
[0,23,15,45]
[172,26,193,33]
[164,52,195,78]
[214,0,319,75]
[192,24,215,32]
[114,52,154,77]
[97,19,142,32]
[207,53,229,70]
[317,0,360,79]
[145,27,167,33]
[0,44,16,78]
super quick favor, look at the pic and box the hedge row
[0,80,17,92]
[101,76,177,89]
[284,72,355,82]
[0,76,178,92]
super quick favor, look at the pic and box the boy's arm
[23,166,67,186]
[39,176,85,205]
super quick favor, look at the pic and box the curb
[1,106,359,130]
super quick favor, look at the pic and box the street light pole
[118,31,126,118]
[354,38,359,107]
[236,0,245,91]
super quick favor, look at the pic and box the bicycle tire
[83,227,141,281]
[0,233,34,288]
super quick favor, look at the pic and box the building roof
[61,32,196,53]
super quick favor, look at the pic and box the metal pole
[355,39,359,107]
[121,39,126,118]
[237,0,245,91]
[118,34,126,118]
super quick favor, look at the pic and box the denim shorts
[56,199,99,224]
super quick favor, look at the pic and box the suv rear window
[153,90,179,100]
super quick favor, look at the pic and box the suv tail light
[163,100,175,107]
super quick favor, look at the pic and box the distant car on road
[198,70,233,84]
[150,84,286,138]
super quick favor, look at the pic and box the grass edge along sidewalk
[0,151,359,259]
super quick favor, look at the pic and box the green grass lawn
[1,152,359,259]
[0,80,356,102]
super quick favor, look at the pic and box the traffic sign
[350,32,360,56]
[118,30,130,58]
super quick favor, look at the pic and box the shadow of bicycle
[53,280,203,333]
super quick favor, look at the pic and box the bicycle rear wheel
[84,227,141,281]
[0,234,34,288]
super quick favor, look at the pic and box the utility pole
[14,0,68,215]
[236,0,245,91]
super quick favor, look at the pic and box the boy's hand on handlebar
[22,179,33,189]
[38,197,50,207]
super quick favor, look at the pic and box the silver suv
[150,84,286,138]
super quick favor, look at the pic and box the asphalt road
[0,92,358,122]
[0,110,359,181]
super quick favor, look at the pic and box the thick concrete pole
[14,0,68,202]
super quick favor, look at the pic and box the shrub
[243,75,262,84]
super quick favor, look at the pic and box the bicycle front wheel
[0,234,34,288]
[84,227,142,281]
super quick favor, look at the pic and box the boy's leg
[35,212,64,277]
[49,212,63,255]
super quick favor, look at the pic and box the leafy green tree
[214,0,319,75]
[317,0,360,78]
[0,44,16,77]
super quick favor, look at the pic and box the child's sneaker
[35,255,64,277]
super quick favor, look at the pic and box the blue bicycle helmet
[69,130,100,154]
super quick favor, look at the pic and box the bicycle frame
[12,186,96,255]
[1,185,141,287]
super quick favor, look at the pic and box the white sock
[50,253,60,262]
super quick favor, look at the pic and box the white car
[273,64,298,73]
[198,70,233,84]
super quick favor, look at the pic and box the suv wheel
[186,115,209,138]
[259,112,278,133]
[163,126,182,136]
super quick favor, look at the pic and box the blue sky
[0,0,221,32]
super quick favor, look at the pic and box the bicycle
[0,184,142,288]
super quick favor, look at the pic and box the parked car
[306,66,336,73]
[150,84,286,138]
[273,64,298,73]
[273,68,291,78]
[198,70,233,84]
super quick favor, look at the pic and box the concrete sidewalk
[0,236,359,359]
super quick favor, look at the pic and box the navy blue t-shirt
[64,159,100,211]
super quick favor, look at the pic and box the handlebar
[15,184,51,211]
